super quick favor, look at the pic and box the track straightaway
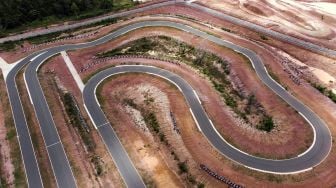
[7,20,332,188]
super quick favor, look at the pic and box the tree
[100,0,113,9]
[71,2,80,16]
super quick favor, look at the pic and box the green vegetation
[0,0,138,34]
[260,34,269,40]
[257,116,274,132]
[63,92,95,152]
[178,161,189,174]
[144,112,160,133]
[91,155,103,176]
[98,37,160,57]
[311,82,336,103]
[0,41,16,51]
[197,183,205,188]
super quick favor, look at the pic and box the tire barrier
[279,57,304,85]
[22,31,99,53]
[200,164,244,188]
[170,111,180,134]
[79,55,181,73]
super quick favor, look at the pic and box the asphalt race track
[6,21,332,188]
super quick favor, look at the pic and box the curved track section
[83,65,331,175]
[8,20,332,187]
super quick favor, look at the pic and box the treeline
[0,0,136,31]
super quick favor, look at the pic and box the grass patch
[62,92,95,152]
[0,40,23,51]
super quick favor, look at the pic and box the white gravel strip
[61,51,84,91]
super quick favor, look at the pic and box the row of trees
[0,0,125,31]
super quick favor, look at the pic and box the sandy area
[195,0,336,45]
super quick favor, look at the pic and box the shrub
[257,116,274,132]
[178,162,188,174]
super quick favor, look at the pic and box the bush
[223,93,237,108]
[144,112,160,133]
[327,90,336,103]
[221,27,231,32]
[6,129,16,140]
[178,162,188,174]
[314,84,326,93]
[197,183,205,188]
[260,34,268,40]
[257,116,274,132]
[0,41,16,51]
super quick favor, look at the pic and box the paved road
[8,20,332,187]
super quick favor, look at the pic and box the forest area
[0,0,138,35]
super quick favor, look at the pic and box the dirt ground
[39,55,125,187]
[100,75,186,187]
[0,74,15,187]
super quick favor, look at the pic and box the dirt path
[0,73,15,187]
